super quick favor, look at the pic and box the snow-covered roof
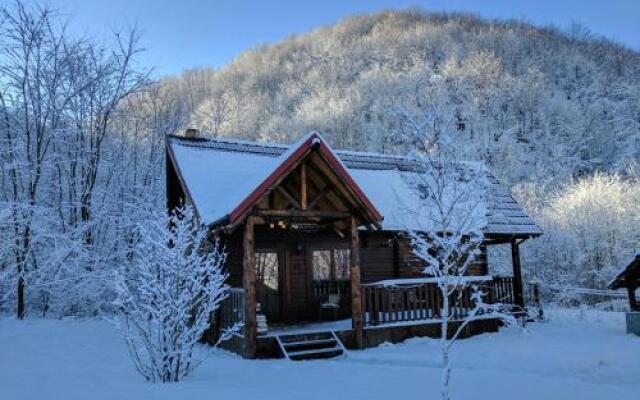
[608,252,640,289]
[166,134,543,236]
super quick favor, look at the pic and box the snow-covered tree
[0,1,151,318]
[518,171,640,304]
[397,110,515,400]
[114,206,233,383]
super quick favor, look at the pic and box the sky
[47,0,640,78]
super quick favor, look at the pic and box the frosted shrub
[523,172,640,303]
[114,206,232,383]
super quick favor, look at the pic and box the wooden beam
[629,285,639,311]
[484,235,535,245]
[308,186,330,210]
[350,216,364,349]
[230,147,313,225]
[243,216,257,358]
[277,186,301,209]
[312,151,379,225]
[300,163,307,210]
[268,191,275,209]
[305,160,352,212]
[256,209,350,219]
[510,238,525,309]
[304,166,344,212]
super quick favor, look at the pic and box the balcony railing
[361,276,517,327]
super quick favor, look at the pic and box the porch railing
[489,276,515,304]
[361,276,517,327]
[219,287,245,336]
[311,280,351,299]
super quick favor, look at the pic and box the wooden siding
[395,235,488,276]
[360,233,397,283]
[218,228,489,323]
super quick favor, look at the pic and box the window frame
[254,250,281,291]
[310,247,351,282]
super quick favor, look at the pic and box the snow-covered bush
[516,171,640,305]
[114,206,231,383]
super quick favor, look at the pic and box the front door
[255,250,283,322]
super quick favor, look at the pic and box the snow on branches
[396,110,515,400]
[114,206,234,383]
[401,158,516,399]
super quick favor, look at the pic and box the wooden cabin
[609,253,640,336]
[165,131,543,359]
[609,253,640,312]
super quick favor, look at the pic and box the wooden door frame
[254,247,286,322]
[305,243,352,319]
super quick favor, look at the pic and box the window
[312,250,332,280]
[334,249,351,280]
[255,252,279,290]
[312,248,351,281]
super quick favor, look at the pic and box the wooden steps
[275,331,346,361]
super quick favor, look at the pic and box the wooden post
[628,285,638,311]
[349,216,364,349]
[532,282,541,307]
[243,216,257,358]
[300,163,307,210]
[17,275,25,319]
[510,239,525,309]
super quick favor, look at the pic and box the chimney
[184,128,199,138]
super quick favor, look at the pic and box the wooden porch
[212,275,540,359]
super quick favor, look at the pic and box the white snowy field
[1,308,638,400]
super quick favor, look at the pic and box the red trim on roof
[315,141,383,222]
[228,132,383,225]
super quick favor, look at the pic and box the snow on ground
[1,308,638,400]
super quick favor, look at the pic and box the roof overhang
[608,254,640,290]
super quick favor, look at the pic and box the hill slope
[168,10,640,186]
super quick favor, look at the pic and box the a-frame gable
[228,132,382,229]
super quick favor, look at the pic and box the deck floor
[264,319,352,336]
[263,314,496,337]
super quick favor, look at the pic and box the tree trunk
[440,288,450,400]
[441,347,451,400]
[17,275,25,319]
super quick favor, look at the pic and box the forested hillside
[171,10,640,187]
[168,11,640,299]
[1,5,638,317]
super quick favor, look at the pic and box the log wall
[219,228,490,323]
